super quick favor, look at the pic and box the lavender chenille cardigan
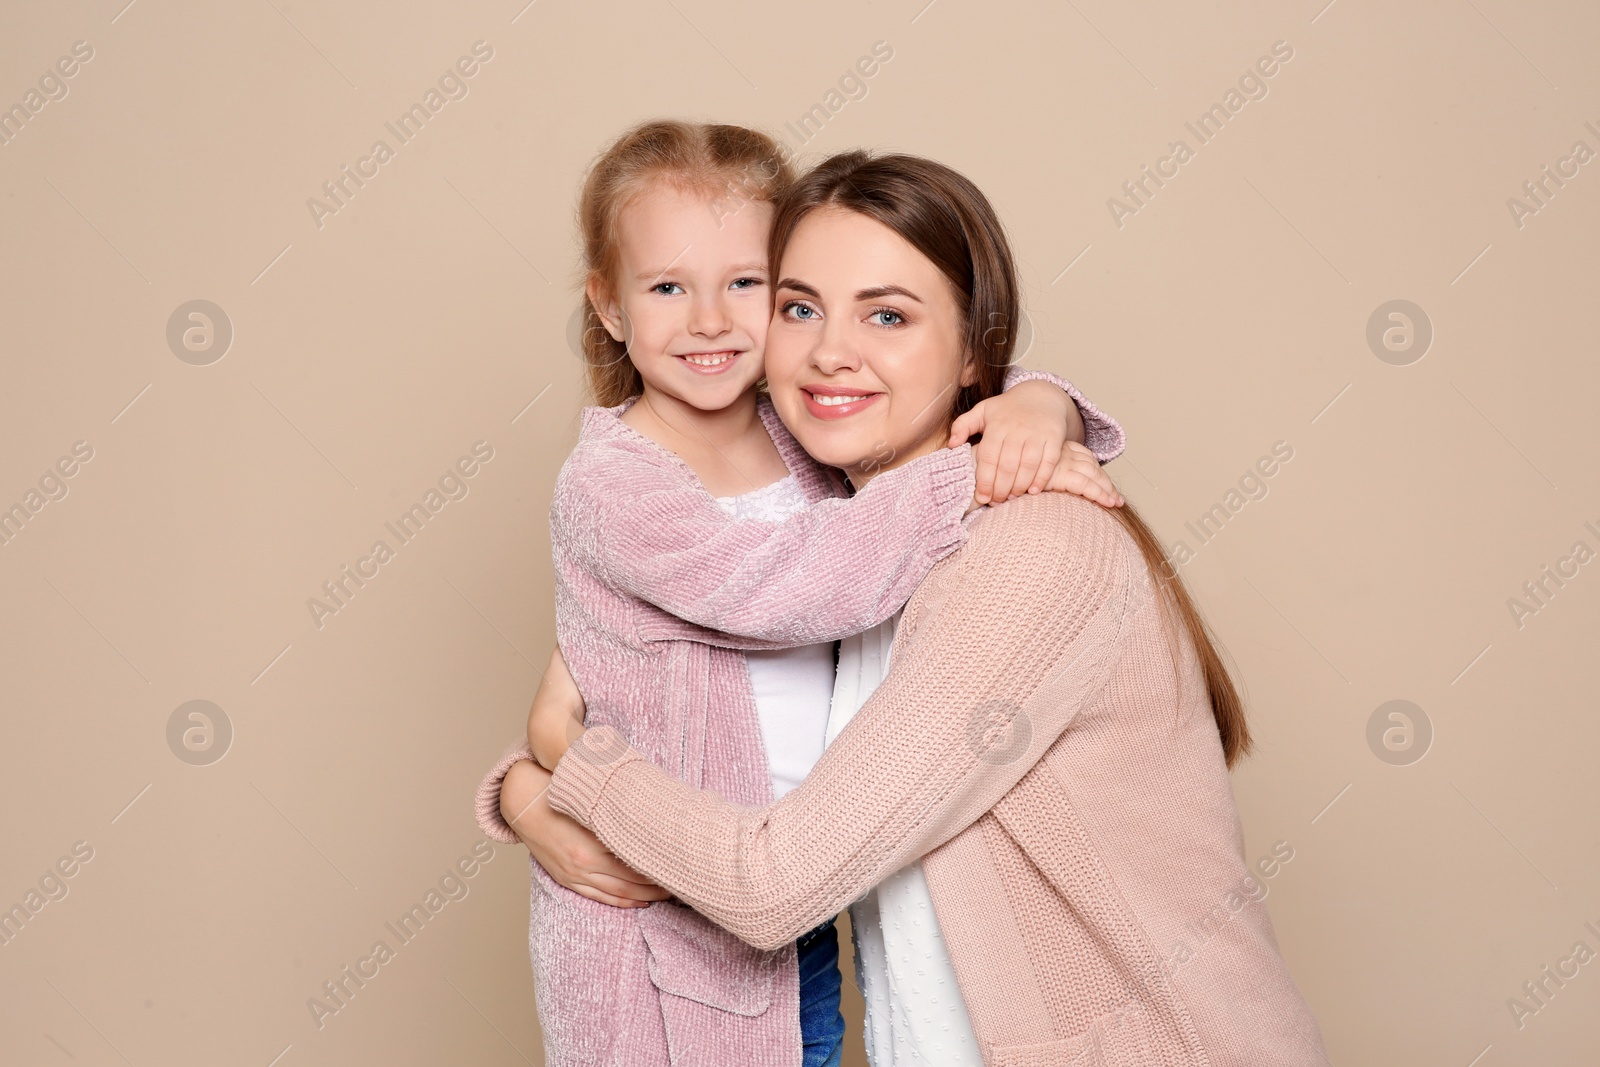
[475,369,1123,1067]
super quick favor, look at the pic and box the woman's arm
[545,493,1134,950]
[497,759,668,909]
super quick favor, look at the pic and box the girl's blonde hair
[577,120,796,406]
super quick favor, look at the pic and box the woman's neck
[844,426,953,492]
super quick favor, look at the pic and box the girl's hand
[950,381,1122,506]
[1041,440,1123,507]
[501,759,670,909]
[950,379,1085,503]
[528,647,588,771]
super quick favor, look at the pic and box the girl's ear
[585,276,626,343]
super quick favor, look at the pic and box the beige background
[2,0,1596,1063]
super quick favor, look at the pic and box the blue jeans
[796,916,845,1067]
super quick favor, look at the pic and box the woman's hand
[528,647,588,771]
[501,759,671,909]
[950,379,1090,503]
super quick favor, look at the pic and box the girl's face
[591,185,774,413]
[765,207,972,487]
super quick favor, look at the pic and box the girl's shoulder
[558,402,698,488]
[753,394,847,503]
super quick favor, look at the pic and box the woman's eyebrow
[776,278,821,297]
[775,280,924,304]
[855,284,923,304]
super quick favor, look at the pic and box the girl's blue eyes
[651,278,763,295]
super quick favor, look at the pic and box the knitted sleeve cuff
[916,441,978,527]
[474,739,535,844]
[1002,366,1127,464]
[546,726,643,826]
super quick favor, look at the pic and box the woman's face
[765,207,972,487]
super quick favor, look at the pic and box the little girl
[474,120,1126,1067]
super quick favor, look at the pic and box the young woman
[476,121,1127,1067]
[507,151,1332,1065]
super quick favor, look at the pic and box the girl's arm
[572,440,975,646]
[996,366,1125,463]
[543,494,1134,951]
[969,368,1126,503]
[574,370,1123,649]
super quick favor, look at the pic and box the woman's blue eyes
[780,302,905,326]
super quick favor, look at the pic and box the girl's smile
[588,186,774,416]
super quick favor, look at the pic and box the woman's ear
[585,276,626,343]
[957,353,979,388]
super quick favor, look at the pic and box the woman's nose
[810,320,861,374]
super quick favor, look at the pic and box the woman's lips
[801,386,883,420]
[674,350,743,375]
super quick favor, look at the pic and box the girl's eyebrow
[635,263,767,283]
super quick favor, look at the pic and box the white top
[712,476,837,799]
[828,614,983,1067]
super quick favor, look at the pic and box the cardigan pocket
[636,901,781,1015]
[989,1004,1164,1067]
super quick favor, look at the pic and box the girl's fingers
[985,438,1024,502]
[988,438,1023,502]
[1080,468,1123,506]
[1028,442,1062,494]
[1048,452,1122,507]
[947,403,987,447]
[1007,438,1049,501]
[972,437,1001,503]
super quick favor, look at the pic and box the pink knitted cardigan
[474,371,1122,1067]
[548,493,1331,1065]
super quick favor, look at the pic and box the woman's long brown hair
[768,151,1251,766]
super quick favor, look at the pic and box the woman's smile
[800,383,884,419]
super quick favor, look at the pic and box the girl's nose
[688,295,732,338]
